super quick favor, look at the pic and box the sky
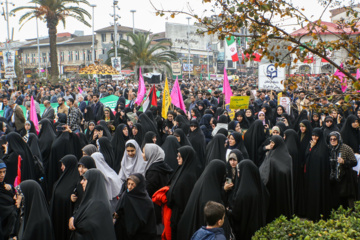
[0,0,346,42]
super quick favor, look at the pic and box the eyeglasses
[330,138,337,141]
[326,120,332,123]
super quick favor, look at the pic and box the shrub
[253,202,360,239]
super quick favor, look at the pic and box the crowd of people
[0,73,360,240]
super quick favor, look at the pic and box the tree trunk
[48,20,59,78]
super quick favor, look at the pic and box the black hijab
[284,129,302,216]
[175,115,190,135]
[205,134,227,165]
[293,110,308,132]
[244,120,267,166]
[141,131,156,149]
[76,132,89,149]
[259,135,293,222]
[161,135,181,171]
[230,160,269,240]
[47,132,82,200]
[111,124,129,173]
[188,120,206,169]
[138,113,161,145]
[114,173,156,240]
[84,106,95,122]
[304,128,331,221]
[0,160,17,240]
[38,119,56,166]
[17,180,54,240]
[50,155,79,240]
[27,133,42,162]
[84,121,95,143]
[177,160,227,240]
[99,120,112,139]
[97,137,115,170]
[132,123,144,147]
[3,132,37,185]
[72,169,116,240]
[229,132,249,159]
[174,128,191,147]
[235,110,250,129]
[341,114,360,153]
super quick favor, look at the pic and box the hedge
[253,202,360,239]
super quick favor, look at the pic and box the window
[31,54,35,63]
[101,33,106,42]
[111,33,114,42]
[87,50,92,61]
[227,60,233,68]
[75,51,79,61]
[69,51,73,61]
[48,52,51,63]
[83,51,86,61]
[119,33,123,40]
[60,52,64,62]
[25,54,29,63]
[42,52,47,63]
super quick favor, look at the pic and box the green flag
[200,74,202,80]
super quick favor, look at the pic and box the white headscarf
[119,139,146,188]
[144,143,165,174]
[91,152,121,200]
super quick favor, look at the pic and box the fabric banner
[226,36,239,62]
[0,95,128,117]
[162,78,171,119]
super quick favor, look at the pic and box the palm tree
[12,0,91,78]
[106,32,177,74]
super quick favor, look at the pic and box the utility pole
[187,17,191,80]
[91,4,96,64]
[130,10,136,34]
[35,3,41,78]
[112,0,120,59]
[1,0,15,86]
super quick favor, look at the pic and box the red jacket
[152,186,172,240]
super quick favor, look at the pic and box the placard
[258,64,285,91]
[171,61,182,76]
[229,96,250,109]
[112,74,124,81]
[279,97,291,114]
[111,57,121,72]
[3,51,16,78]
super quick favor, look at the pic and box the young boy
[191,201,226,240]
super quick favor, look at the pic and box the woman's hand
[70,194,78,203]
[310,140,316,148]
[224,182,234,191]
[69,217,76,231]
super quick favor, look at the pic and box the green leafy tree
[12,0,91,79]
[106,32,177,74]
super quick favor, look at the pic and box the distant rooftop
[95,25,149,33]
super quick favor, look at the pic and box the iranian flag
[226,36,239,62]
[321,47,333,62]
[140,85,157,112]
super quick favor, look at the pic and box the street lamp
[1,0,15,86]
[186,17,191,80]
[112,0,120,59]
[90,4,96,64]
[35,3,41,77]
[130,10,136,34]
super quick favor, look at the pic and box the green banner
[0,95,130,117]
